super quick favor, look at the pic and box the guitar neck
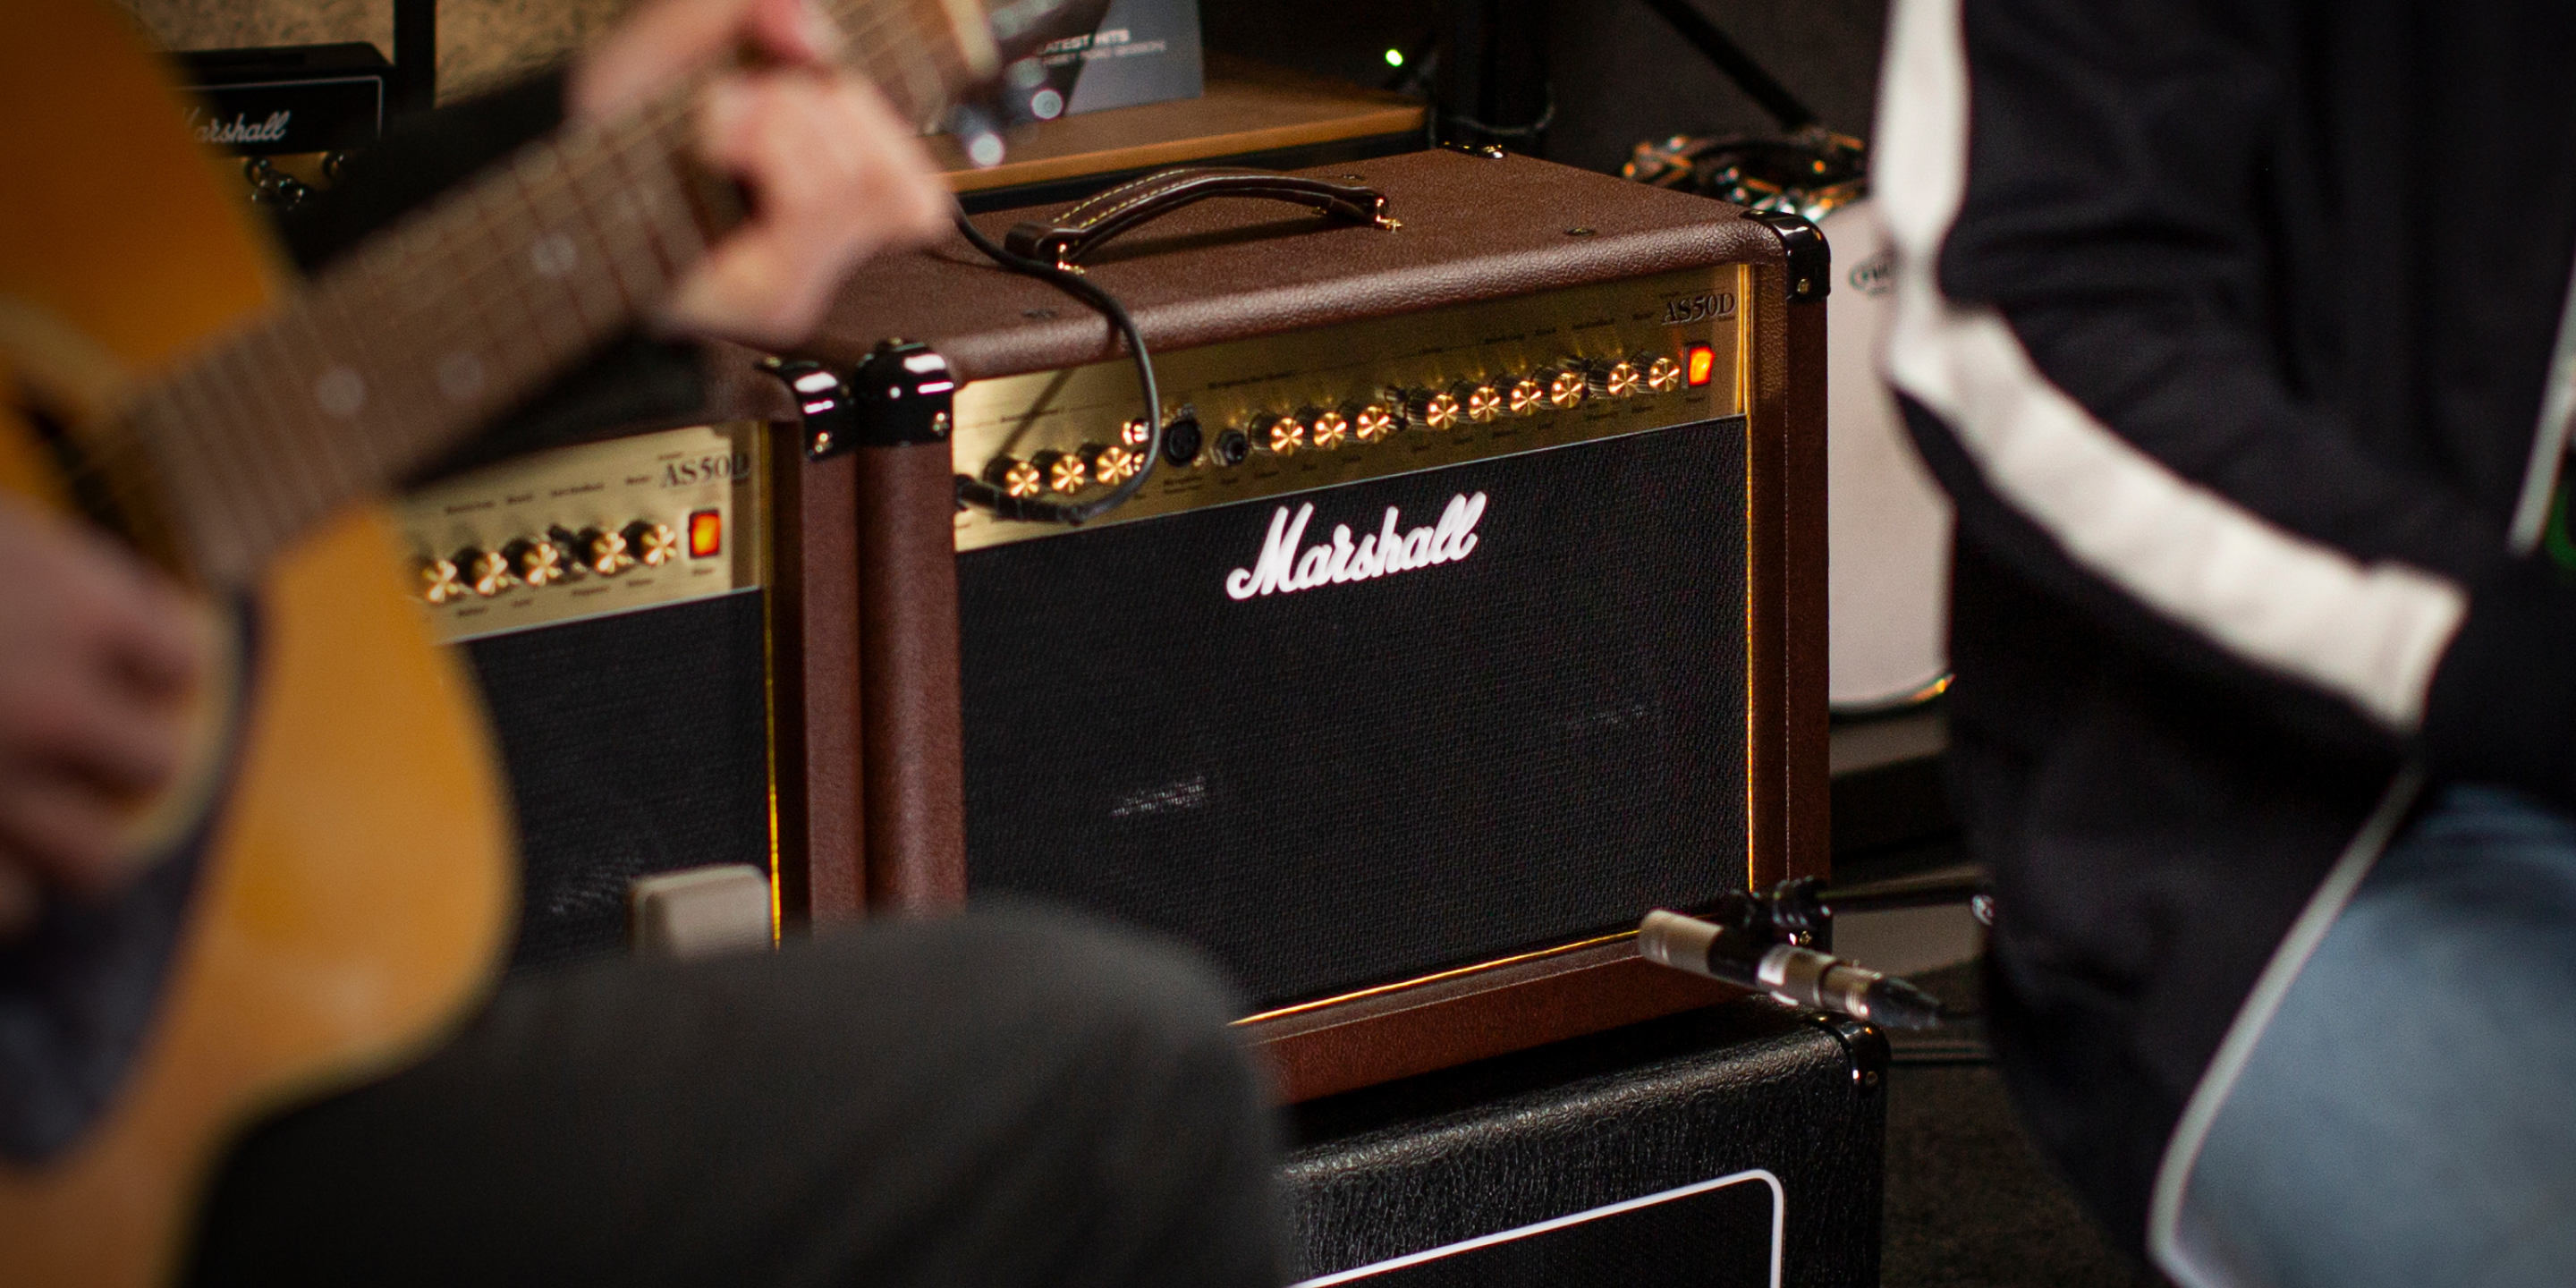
[100,0,993,587]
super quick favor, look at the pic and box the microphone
[1638,908,1950,1030]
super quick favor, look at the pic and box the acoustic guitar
[0,1,1055,1281]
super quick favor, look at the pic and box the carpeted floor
[1877,962,2164,1288]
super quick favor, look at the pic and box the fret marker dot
[436,352,486,402]
[314,367,366,418]
[530,233,579,279]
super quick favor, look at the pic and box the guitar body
[0,4,513,1283]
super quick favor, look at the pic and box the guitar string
[99,97,712,576]
[75,4,953,580]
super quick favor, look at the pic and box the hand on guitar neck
[0,0,947,937]
[572,0,953,344]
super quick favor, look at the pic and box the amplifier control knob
[1086,442,1142,487]
[1602,360,1646,399]
[1253,412,1304,456]
[1210,427,1252,467]
[1506,377,1548,416]
[1645,355,1685,394]
[985,456,1045,499]
[461,547,515,597]
[1304,407,1350,451]
[1349,402,1399,443]
[505,536,567,587]
[1035,449,1088,493]
[1119,418,1154,449]
[1401,387,1462,432]
[624,521,680,568]
[558,525,633,577]
[1547,363,1593,410]
[1454,382,1505,424]
[418,555,469,605]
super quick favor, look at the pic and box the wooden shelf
[933,53,1426,195]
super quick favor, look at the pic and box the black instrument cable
[950,209,1164,524]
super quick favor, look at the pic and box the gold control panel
[397,423,767,644]
[953,266,1747,552]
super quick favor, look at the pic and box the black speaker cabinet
[1284,1001,1887,1287]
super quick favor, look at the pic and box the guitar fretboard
[94,0,996,587]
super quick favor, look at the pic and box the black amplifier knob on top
[1505,375,1549,416]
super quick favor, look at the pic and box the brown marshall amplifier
[784,148,1829,1099]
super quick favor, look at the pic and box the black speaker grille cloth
[464,591,771,971]
[961,419,1749,1007]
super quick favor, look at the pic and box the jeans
[2166,784,2576,1288]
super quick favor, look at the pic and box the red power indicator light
[687,509,723,558]
[1684,343,1717,386]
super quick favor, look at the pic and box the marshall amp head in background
[793,148,1828,1097]
[174,42,390,157]
[174,42,393,207]
[396,422,786,970]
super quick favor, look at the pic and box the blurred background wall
[116,0,1890,167]
[114,0,632,102]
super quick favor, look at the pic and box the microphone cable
[949,209,1164,524]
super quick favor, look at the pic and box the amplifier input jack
[1210,427,1251,468]
[1162,410,1206,467]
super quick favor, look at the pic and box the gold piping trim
[1741,261,1759,894]
[1232,930,1638,1027]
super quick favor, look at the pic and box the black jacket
[1877,0,2576,1256]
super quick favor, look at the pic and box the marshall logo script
[1225,493,1488,600]
[187,108,292,147]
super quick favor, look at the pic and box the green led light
[1384,48,1405,67]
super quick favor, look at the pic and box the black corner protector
[1809,1013,1892,1089]
[758,359,862,461]
[848,339,957,448]
[1746,209,1830,304]
[1442,141,1509,160]
[761,343,956,462]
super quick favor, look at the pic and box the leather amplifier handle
[1003,166,1397,270]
